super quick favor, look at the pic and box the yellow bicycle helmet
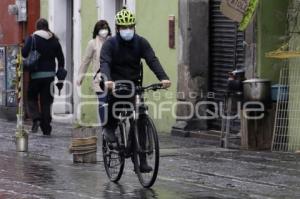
[115,7,136,26]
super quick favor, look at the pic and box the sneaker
[139,156,153,173]
[40,124,52,136]
[43,133,51,137]
[103,128,117,143]
[140,162,153,173]
[43,130,51,136]
[31,120,40,133]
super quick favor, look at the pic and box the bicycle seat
[114,83,135,96]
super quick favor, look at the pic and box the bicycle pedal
[108,142,118,150]
[124,152,132,158]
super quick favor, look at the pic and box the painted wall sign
[0,47,5,105]
[6,45,18,107]
[220,0,259,31]
[0,47,5,72]
[220,0,250,22]
[227,0,249,13]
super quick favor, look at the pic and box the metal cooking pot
[243,78,271,102]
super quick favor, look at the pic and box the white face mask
[98,29,109,38]
[119,29,134,41]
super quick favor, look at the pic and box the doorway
[99,0,135,35]
[208,0,245,132]
[49,0,74,122]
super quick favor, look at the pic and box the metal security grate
[209,0,245,132]
[272,66,300,152]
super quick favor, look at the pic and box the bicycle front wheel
[133,116,159,188]
[102,124,125,182]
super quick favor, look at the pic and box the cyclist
[100,7,171,172]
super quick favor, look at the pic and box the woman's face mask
[98,29,109,38]
[119,28,134,41]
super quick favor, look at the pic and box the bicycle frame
[103,82,163,187]
[117,89,149,156]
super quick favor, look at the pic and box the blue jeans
[96,92,107,126]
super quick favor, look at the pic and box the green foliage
[239,0,260,31]
[15,129,28,138]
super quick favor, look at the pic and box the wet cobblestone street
[1,119,300,199]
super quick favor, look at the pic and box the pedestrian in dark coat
[22,18,65,135]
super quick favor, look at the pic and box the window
[116,0,127,13]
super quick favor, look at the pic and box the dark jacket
[100,33,169,83]
[22,30,65,72]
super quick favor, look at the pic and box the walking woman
[77,20,111,125]
[22,18,65,135]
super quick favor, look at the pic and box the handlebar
[139,83,164,92]
[113,83,164,95]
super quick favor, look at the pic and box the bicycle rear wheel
[133,116,159,188]
[102,124,125,182]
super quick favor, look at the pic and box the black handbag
[23,35,41,72]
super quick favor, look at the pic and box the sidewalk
[1,119,300,198]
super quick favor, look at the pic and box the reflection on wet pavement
[0,152,203,199]
[103,183,158,199]
[1,120,300,199]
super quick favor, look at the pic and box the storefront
[208,0,245,132]
[0,0,40,120]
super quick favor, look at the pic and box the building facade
[0,0,39,120]
[40,0,178,133]
[1,0,296,146]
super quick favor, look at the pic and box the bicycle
[102,83,164,188]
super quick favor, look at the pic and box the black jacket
[22,31,65,72]
[100,33,169,83]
